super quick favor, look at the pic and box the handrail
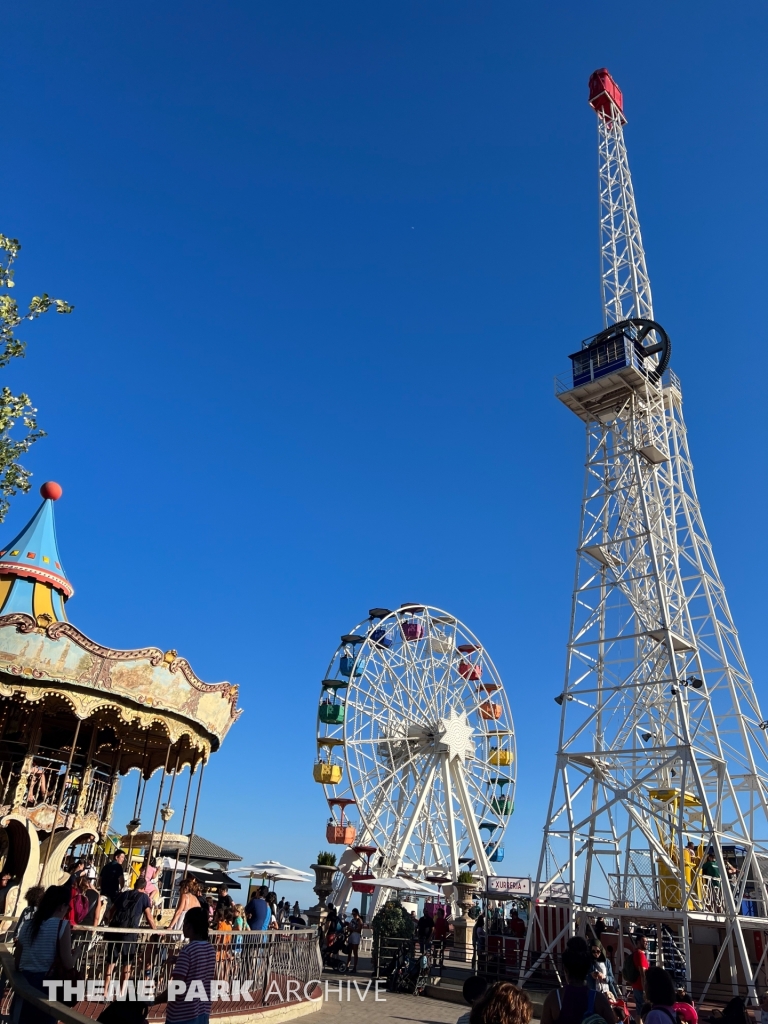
[0,944,94,1024]
[2,927,322,1021]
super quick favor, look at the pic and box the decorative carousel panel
[0,615,240,748]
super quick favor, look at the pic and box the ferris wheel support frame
[450,757,492,879]
[441,755,461,883]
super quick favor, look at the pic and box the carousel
[0,482,241,914]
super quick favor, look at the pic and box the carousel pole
[132,735,150,821]
[181,756,206,881]
[126,739,153,875]
[99,743,123,863]
[171,762,196,890]
[178,762,195,835]
[132,772,144,819]
[154,753,180,867]
[144,741,172,876]
[40,717,82,878]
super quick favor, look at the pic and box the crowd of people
[451,955,702,1024]
[455,942,741,1024]
[4,847,310,1024]
[535,934,743,1024]
[7,859,768,1024]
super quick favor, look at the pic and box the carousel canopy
[0,483,242,772]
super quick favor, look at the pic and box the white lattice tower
[593,72,653,326]
[525,70,768,1001]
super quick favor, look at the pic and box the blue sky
[2,2,766,906]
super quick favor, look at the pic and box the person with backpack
[622,934,649,1022]
[105,875,156,984]
[642,967,679,1024]
[540,937,616,1024]
[12,886,45,942]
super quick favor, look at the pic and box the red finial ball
[40,481,62,501]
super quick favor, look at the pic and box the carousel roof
[0,483,241,768]
[0,482,72,614]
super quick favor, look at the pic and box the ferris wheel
[314,604,516,898]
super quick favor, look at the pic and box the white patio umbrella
[161,857,212,873]
[236,861,314,883]
[371,877,440,896]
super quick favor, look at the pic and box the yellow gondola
[489,748,513,766]
[313,762,343,784]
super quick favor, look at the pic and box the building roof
[125,831,243,863]
[0,482,72,601]
[187,833,242,862]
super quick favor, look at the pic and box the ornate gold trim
[0,613,241,720]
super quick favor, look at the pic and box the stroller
[322,935,348,974]
[386,942,430,995]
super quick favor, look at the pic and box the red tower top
[588,68,626,123]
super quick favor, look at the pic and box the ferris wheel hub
[436,710,475,763]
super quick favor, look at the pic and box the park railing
[1,925,322,1020]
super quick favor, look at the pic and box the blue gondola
[370,627,392,648]
[340,654,367,677]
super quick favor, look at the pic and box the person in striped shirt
[157,907,215,1024]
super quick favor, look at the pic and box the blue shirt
[247,897,269,930]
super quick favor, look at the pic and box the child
[158,907,216,1024]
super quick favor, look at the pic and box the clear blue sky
[2,2,766,906]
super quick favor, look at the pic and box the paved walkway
[312,984,463,1024]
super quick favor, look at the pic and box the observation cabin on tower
[555,317,677,426]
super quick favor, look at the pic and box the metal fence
[2,925,322,1020]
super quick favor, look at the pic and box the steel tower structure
[525,70,768,1000]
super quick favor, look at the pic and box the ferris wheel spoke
[383,755,439,873]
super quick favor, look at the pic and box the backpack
[111,890,145,929]
[71,891,90,924]
[623,950,638,983]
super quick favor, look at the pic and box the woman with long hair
[13,884,74,1024]
[540,938,616,1024]
[470,981,533,1024]
[169,877,202,931]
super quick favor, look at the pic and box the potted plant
[306,852,338,928]
[454,870,476,919]
[311,851,337,897]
